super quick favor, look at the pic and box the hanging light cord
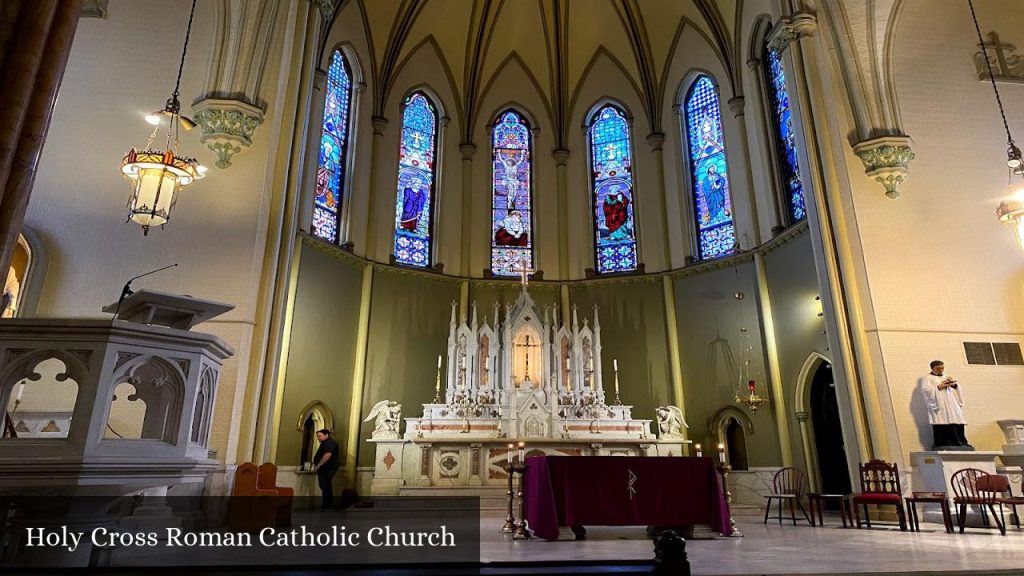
[168,0,198,113]
[968,0,1017,151]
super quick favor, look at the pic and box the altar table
[523,455,731,540]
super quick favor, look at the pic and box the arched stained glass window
[588,105,638,274]
[490,110,533,276]
[765,45,805,222]
[685,75,736,260]
[392,92,438,268]
[312,50,353,243]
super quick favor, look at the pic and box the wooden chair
[993,475,1024,530]
[228,462,292,532]
[763,467,812,526]
[257,463,294,528]
[851,459,906,531]
[950,468,1004,535]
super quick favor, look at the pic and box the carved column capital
[727,96,745,118]
[552,148,570,166]
[646,133,665,151]
[795,411,810,423]
[459,143,477,160]
[767,12,818,53]
[313,68,328,90]
[371,116,389,135]
[852,135,916,199]
[192,98,265,169]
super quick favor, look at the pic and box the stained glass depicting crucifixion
[490,110,534,276]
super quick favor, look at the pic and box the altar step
[347,488,508,515]
[397,486,509,511]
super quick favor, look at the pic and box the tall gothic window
[312,50,353,243]
[685,75,735,260]
[588,104,638,274]
[765,44,806,222]
[392,92,438,268]
[490,110,533,276]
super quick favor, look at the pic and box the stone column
[365,116,389,259]
[796,411,819,492]
[553,149,570,279]
[727,97,762,248]
[345,262,375,488]
[754,251,793,466]
[0,0,82,276]
[459,143,477,275]
[646,133,672,268]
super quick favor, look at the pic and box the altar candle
[437,354,442,369]
[507,443,514,466]
[695,443,702,458]
[518,441,525,464]
[484,357,489,371]
[15,382,24,402]
[613,358,618,371]
[718,443,726,464]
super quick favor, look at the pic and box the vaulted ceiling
[335,0,745,145]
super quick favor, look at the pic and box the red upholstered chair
[950,468,1005,535]
[851,459,906,531]
[763,467,812,526]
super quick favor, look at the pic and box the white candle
[518,441,525,464]
[695,443,702,457]
[484,357,489,371]
[565,357,570,371]
[718,443,726,464]
[613,358,618,371]
[15,382,25,402]
[437,354,442,369]
[507,443,514,466]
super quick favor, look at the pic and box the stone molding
[192,98,265,169]
[852,136,916,199]
[766,12,818,53]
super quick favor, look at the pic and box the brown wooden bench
[227,462,293,532]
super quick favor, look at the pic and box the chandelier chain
[170,0,198,110]
[968,0,1016,149]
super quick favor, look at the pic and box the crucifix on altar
[513,332,542,388]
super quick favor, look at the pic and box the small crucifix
[515,334,541,385]
[513,258,535,291]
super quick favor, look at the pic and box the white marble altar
[366,282,687,496]
[997,419,1024,469]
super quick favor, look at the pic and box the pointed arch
[490,108,535,276]
[312,48,356,244]
[681,72,735,260]
[392,90,440,268]
[586,101,639,274]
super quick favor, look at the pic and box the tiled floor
[481,511,1024,575]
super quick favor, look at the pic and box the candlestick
[695,443,702,458]
[718,443,726,464]
[517,441,525,464]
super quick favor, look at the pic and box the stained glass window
[312,50,353,243]
[490,111,533,276]
[766,46,806,222]
[392,92,438,267]
[588,105,638,274]
[685,75,736,260]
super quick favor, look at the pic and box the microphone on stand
[111,263,179,323]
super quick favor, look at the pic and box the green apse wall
[276,241,364,465]
[358,268,461,466]
[568,279,673,425]
[672,262,783,467]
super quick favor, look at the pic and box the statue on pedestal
[656,406,686,439]
[365,400,402,439]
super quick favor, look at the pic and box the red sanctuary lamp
[736,378,767,414]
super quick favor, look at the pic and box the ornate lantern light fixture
[969,0,1024,247]
[120,0,206,235]
[734,327,769,413]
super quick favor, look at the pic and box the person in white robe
[918,360,972,450]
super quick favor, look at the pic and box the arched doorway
[809,362,851,497]
[725,418,749,470]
